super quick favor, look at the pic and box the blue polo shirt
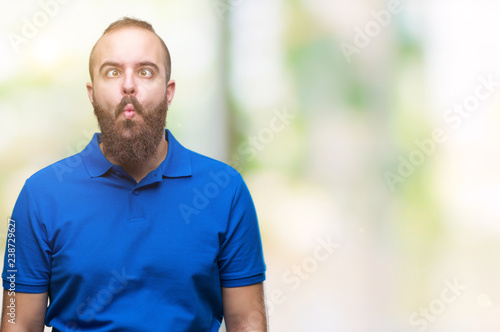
[2,129,266,332]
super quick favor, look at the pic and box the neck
[100,137,168,183]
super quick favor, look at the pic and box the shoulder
[186,149,245,184]
[187,149,238,173]
[173,148,253,205]
[26,152,87,189]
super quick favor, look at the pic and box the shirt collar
[81,133,113,178]
[160,129,192,178]
[81,129,192,179]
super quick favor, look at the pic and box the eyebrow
[99,61,161,74]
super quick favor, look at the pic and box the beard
[92,93,168,167]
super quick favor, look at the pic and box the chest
[45,181,227,286]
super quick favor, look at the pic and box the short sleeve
[218,176,266,287]
[2,182,51,293]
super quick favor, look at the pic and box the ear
[166,80,176,107]
[86,82,94,104]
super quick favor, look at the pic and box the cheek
[140,80,166,97]
[139,88,166,106]
[94,90,120,107]
[94,81,122,99]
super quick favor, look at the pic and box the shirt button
[133,190,139,196]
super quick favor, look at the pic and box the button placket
[129,187,144,224]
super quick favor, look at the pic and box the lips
[115,96,144,120]
[123,104,135,119]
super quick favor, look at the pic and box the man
[1,17,267,332]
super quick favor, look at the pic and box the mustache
[115,95,145,118]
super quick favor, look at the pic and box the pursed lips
[123,104,135,119]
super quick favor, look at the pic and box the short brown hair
[88,17,171,82]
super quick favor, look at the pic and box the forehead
[93,27,165,70]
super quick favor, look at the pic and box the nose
[122,70,137,96]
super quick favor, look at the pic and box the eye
[139,69,153,78]
[106,69,120,78]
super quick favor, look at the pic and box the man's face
[86,27,175,165]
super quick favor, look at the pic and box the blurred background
[2,0,500,331]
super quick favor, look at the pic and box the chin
[117,124,139,138]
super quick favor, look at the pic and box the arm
[0,289,48,332]
[222,283,267,332]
